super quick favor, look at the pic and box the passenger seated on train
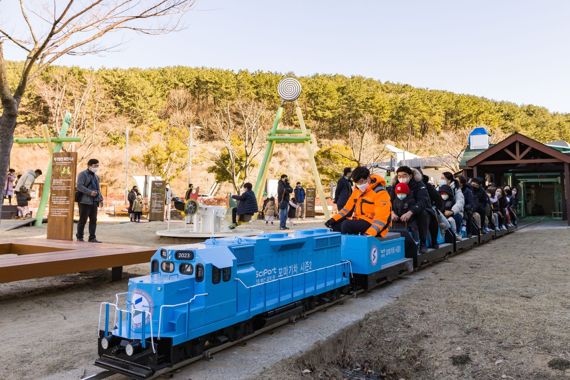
[505,186,518,226]
[390,166,432,253]
[459,176,476,235]
[439,185,462,235]
[470,177,490,233]
[325,166,391,237]
[488,188,506,231]
[503,186,516,227]
[496,188,512,228]
[391,183,419,228]
[439,172,464,227]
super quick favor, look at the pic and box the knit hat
[438,184,453,196]
[395,182,410,195]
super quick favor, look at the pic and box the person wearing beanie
[391,182,418,222]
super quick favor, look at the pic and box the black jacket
[391,193,417,217]
[277,180,293,209]
[471,186,488,211]
[334,176,353,210]
[422,175,443,212]
[461,185,474,212]
[232,189,259,215]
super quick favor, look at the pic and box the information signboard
[149,181,166,222]
[47,152,77,240]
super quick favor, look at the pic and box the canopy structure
[461,133,570,224]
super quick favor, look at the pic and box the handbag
[435,208,451,230]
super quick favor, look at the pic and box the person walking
[4,168,16,205]
[76,159,103,243]
[294,182,306,219]
[132,193,144,223]
[127,185,139,222]
[334,167,353,211]
[277,174,293,230]
[229,182,258,229]
[14,169,42,218]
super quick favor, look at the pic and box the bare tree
[0,0,194,207]
[207,101,270,193]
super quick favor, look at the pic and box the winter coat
[390,168,430,215]
[263,198,277,217]
[4,173,15,196]
[333,174,391,237]
[277,180,293,209]
[232,189,259,215]
[439,185,456,212]
[391,193,417,218]
[422,174,443,212]
[334,176,353,210]
[471,186,488,212]
[14,170,36,193]
[132,197,144,213]
[77,169,103,206]
[461,184,474,213]
[448,181,464,217]
[294,187,306,203]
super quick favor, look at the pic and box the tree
[206,100,270,193]
[0,0,194,206]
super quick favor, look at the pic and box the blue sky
[2,0,569,112]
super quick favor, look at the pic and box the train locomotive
[95,224,513,379]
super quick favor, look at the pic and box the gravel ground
[258,223,570,380]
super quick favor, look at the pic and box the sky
[2,0,569,113]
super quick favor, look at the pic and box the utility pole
[124,124,129,203]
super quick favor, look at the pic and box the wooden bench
[0,239,155,283]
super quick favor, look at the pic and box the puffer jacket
[390,168,430,215]
[448,181,464,217]
[232,190,259,215]
[333,174,392,237]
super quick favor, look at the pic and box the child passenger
[391,183,417,229]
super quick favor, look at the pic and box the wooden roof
[465,133,570,168]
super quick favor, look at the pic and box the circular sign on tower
[277,77,302,101]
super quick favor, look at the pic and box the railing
[157,293,208,339]
[98,301,156,353]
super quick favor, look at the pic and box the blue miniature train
[95,226,513,378]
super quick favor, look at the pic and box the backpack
[75,175,92,203]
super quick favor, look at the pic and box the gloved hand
[324,218,335,229]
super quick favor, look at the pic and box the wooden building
[460,132,570,225]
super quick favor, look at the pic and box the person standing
[184,184,194,201]
[277,174,293,230]
[4,168,16,205]
[76,159,103,243]
[14,169,42,218]
[334,167,353,211]
[132,193,144,223]
[127,186,139,222]
[294,182,306,219]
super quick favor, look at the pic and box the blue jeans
[453,213,463,234]
[279,207,288,228]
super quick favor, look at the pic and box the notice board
[47,152,77,240]
[305,188,316,217]
[149,180,165,221]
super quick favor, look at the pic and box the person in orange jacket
[325,166,392,237]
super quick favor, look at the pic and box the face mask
[496,193,501,198]
[357,183,368,192]
[398,177,410,184]
[396,194,407,200]
[439,179,447,186]
[441,194,449,201]
[89,166,99,174]
[512,190,517,196]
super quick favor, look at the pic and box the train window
[196,264,204,282]
[212,266,221,284]
[180,263,194,275]
[151,260,159,273]
[222,267,231,282]
[161,261,174,273]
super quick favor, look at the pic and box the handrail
[235,260,353,289]
[98,301,156,353]
[157,293,208,339]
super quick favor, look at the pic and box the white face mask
[441,194,449,201]
[396,193,407,200]
[439,179,447,186]
[357,183,368,192]
[398,177,410,184]
[89,166,99,174]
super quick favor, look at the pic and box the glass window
[212,266,221,284]
[180,263,194,275]
[196,264,204,282]
[161,261,174,273]
[222,267,231,282]
[151,260,159,273]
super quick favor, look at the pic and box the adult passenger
[229,182,258,229]
[326,166,391,237]
[470,177,489,233]
[459,176,475,234]
[76,159,103,243]
[439,184,461,234]
[390,166,432,253]
[334,167,353,211]
[277,174,293,230]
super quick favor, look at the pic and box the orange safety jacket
[332,174,392,237]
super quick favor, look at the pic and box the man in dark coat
[76,158,104,243]
[459,176,475,234]
[230,182,258,228]
[277,174,293,230]
[390,166,433,253]
[470,177,490,233]
[334,167,353,211]
[294,182,306,218]
[127,186,139,222]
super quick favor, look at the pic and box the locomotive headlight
[125,342,141,357]
[100,336,110,350]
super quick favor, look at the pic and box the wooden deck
[0,239,155,283]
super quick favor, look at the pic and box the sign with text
[305,188,316,218]
[47,152,77,240]
[149,181,166,222]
